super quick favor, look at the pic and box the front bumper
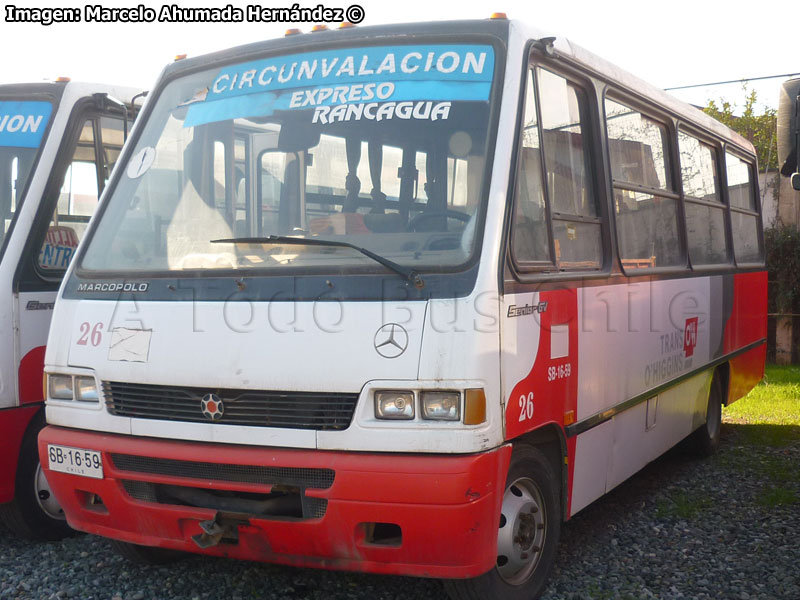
[39,426,511,578]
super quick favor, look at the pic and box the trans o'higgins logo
[77,282,149,293]
[683,317,698,358]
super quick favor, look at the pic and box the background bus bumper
[39,426,511,578]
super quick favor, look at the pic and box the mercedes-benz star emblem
[201,393,224,421]
[373,323,409,359]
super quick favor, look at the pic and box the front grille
[122,479,158,503]
[104,381,358,431]
[121,480,329,520]
[111,454,335,489]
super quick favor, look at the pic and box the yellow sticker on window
[566,224,577,240]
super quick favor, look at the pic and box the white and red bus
[0,80,139,540]
[39,18,765,599]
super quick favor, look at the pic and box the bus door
[501,66,597,449]
[15,111,126,408]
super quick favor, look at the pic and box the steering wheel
[407,209,471,232]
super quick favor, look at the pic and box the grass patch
[723,365,800,446]
[756,486,799,508]
[759,453,800,484]
[724,365,800,425]
[655,490,713,520]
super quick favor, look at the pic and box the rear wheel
[0,419,74,540]
[443,445,560,600]
[110,540,184,565]
[690,375,723,456]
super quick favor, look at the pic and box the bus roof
[0,81,142,106]
[152,18,754,157]
[532,25,755,155]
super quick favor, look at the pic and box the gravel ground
[1,422,798,600]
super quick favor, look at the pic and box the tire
[110,539,184,565]
[689,375,723,457]
[0,418,74,541]
[443,445,561,600]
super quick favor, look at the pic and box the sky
[0,0,796,113]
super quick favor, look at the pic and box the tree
[703,88,778,171]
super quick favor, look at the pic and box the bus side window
[511,69,550,264]
[538,69,602,269]
[725,152,762,264]
[678,131,728,266]
[511,66,602,270]
[37,115,124,273]
[606,99,682,271]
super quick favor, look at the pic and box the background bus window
[511,67,602,270]
[726,152,761,263]
[606,99,681,270]
[0,151,36,237]
[38,116,124,272]
[679,131,728,266]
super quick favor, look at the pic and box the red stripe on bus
[18,345,46,405]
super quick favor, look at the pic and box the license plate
[47,445,103,479]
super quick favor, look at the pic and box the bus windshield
[81,43,497,275]
[0,99,53,245]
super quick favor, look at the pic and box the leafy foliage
[765,224,800,313]
[704,89,778,171]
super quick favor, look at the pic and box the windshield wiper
[211,235,425,289]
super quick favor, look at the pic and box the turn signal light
[464,389,487,425]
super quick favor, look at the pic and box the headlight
[48,375,74,400]
[420,391,460,421]
[74,376,99,402]
[374,390,415,420]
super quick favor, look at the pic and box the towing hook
[191,514,242,549]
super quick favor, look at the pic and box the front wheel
[689,375,723,456]
[0,419,74,540]
[443,445,560,600]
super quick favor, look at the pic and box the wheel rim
[496,476,547,585]
[35,463,66,520]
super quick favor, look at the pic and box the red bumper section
[39,426,511,578]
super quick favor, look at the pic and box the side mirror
[792,172,800,191]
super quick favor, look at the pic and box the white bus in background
[39,17,765,599]
[0,80,140,539]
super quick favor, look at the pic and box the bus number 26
[518,392,535,422]
[77,322,103,347]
